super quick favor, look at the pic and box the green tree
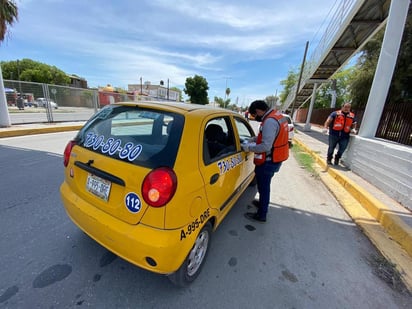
[214,96,230,108]
[279,68,298,105]
[0,0,19,127]
[1,59,70,85]
[0,0,18,41]
[349,9,411,108]
[315,68,354,108]
[225,87,230,98]
[184,75,209,105]
[349,29,384,109]
[265,95,278,108]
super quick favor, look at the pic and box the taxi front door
[200,117,243,218]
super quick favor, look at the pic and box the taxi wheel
[168,222,212,287]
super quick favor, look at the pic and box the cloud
[3,0,337,101]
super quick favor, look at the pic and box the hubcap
[186,229,209,276]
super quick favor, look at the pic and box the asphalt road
[8,107,95,124]
[0,131,410,308]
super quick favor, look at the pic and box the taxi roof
[113,101,239,117]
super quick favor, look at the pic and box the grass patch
[291,143,318,176]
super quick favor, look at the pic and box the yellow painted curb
[0,125,83,138]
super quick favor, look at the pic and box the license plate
[86,174,111,201]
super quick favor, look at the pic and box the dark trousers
[327,135,350,160]
[255,161,282,219]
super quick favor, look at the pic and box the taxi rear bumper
[60,182,192,274]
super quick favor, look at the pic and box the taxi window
[234,116,255,143]
[203,116,236,164]
[75,105,184,169]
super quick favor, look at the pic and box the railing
[3,80,135,124]
[4,80,180,124]
[283,0,360,110]
[376,101,412,146]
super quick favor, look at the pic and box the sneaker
[244,212,266,223]
[334,158,339,165]
[327,159,332,165]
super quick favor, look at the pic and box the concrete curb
[0,125,83,138]
[293,136,412,291]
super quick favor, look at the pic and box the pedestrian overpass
[282,0,391,112]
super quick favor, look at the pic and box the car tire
[168,222,212,287]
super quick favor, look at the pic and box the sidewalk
[293,123,412,291]
[1,121,412,291]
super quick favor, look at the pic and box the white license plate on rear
[86,174,111,201]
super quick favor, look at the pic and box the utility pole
[291,41,309,119]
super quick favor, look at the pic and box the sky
[1,0,340,106]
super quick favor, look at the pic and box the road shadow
[1,146,410,308]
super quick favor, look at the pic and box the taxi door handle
[210,173,219,185]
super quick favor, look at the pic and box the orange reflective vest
[332,110,355,133]
[254,110,289,165]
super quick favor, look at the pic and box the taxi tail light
[142,167,177,207]
[63,140,77,167]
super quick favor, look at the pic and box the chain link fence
[4,80,134,124]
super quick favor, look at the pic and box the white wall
[345,137,412,210]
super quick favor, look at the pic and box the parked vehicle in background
[60,101,257,287]
[34,98,59,109]
[282,114,294,145]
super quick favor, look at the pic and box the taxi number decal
[180,208,210,241]
[217,154,243,175]
[125,192,142,213]
[84,132,143,161]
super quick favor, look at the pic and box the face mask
[255,115,263,122]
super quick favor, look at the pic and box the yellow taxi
[60,101,256,286]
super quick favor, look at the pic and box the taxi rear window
[75,105,184,169]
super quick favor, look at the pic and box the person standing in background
[323,102,357,165]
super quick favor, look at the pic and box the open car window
[203,116,237,164]
[234,116,255,143]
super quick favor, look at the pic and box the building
[128,81,180,102]
[68,74,88,89]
